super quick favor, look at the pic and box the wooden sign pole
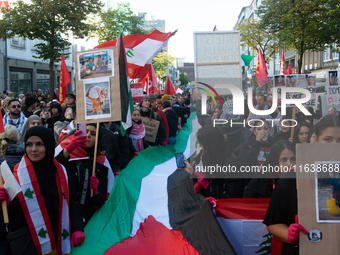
[0,174,9,223]
[90,122,100,197]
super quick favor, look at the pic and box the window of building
[81,46,85,51]
[9,70,32,98]
[324,47,331,61]
[158,22,161,26]
[11,36,25,48]
[332,44,338,59]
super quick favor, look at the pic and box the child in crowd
[128,107,150,159]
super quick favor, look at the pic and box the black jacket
[102,122,130,170]
[140,109,166,146]
[164,108,178,137]
[197,154,245,199]
[239,135,274,167]
[55,151,108,225]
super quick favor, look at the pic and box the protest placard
[141,117,160,143]
[297,143,340,255]
[131,82,144,104]
[75,47,121,123]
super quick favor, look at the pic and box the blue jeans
[168,136,177,145]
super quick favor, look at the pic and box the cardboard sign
[75,47,121,123]
[296,143,340,255]
[193,31,242,92]
[141,117,160,144]
[131,82,143,104]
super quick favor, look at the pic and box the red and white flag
[279,49,286,75]
[95,30,176,79]
[215,198,282,255]
[213,25,217,31]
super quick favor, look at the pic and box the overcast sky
[116,0,252,62]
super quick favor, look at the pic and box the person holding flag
[0,126,85,254]
[55,124,114,225]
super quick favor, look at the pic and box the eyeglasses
[11,105,21,109]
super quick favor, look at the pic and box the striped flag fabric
[213,25,217,31]
[95,30,176,79]
[215,198,281,255]
[117,32,133,135]
[70,114,237,255]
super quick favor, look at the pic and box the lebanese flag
[174,85,183,94]
[95,30,177,79]
[164,75,176,95]
[279,49,286,75]
[70,114,237,255]
[59,54,71,105]
[255,48,269,88]
[286,64,292,75]
[216,198,282,255]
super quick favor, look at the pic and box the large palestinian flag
[70,115,236,255]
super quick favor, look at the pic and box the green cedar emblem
[38,227,48,238]
[256,233,272,255]
[24,188,34,199]
[62,229,69,240]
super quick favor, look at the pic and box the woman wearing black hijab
[55,124,114,225]
[0,126,84,255]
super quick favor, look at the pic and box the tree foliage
[0,0,103,98]
[94,3,147,44]
[179,73,188,86]
[236,18,282,65]
[256,0,340,74]
[152,52,176,82]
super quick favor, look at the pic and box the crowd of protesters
[0,86,339,255]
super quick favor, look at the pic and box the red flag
[0,109,4,133]
[95,30,176,79]
[255,48,268,88]
[138,64,160,95]
[59,54,71,105]
[164,75,176,95]
[286,64,292,75]
[279,49,286,75]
